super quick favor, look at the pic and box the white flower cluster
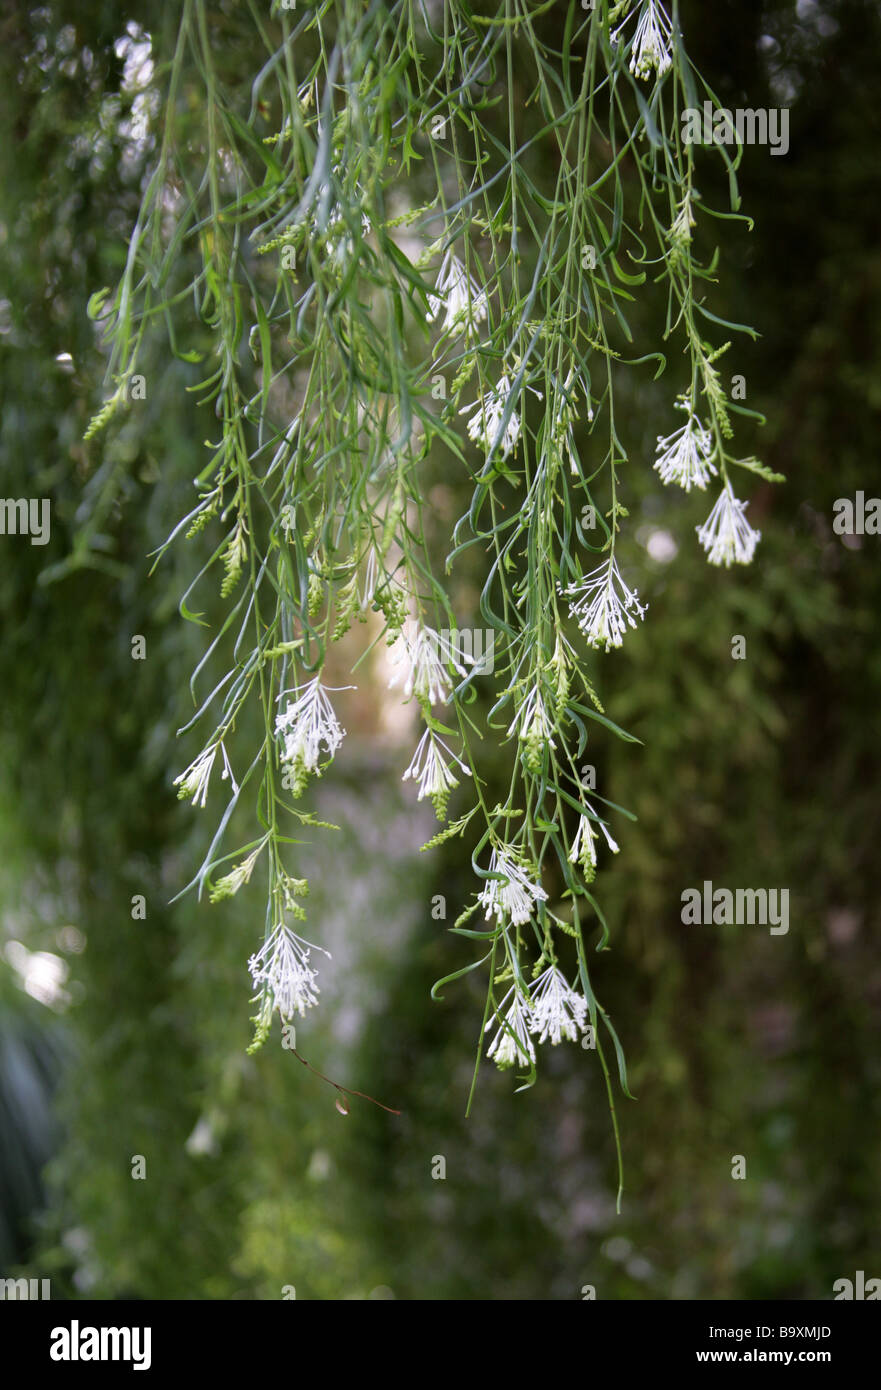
[653,398,761,565]
[560,557,647,651]
[173,745,217,809]
[275,678,346,773]
[429,250,488,337]
[697,485,761,566]
[478,848,548,926]
[461,375,522,460]
[507,685,557,751]
[569,807,620,874]
[247,922,330,1021]
[654,404,716,492]
[506,682,559,775]
[485,966,589,1069]
[615,0,673,81]
[387,620,466,705]
[174,740,237,808]
[401,728,471,801]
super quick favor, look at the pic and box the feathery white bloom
[401,728,471,800]
[506,685,557,750]
[247,922,329,1020]
[616,0,673,81]
[561,557,647,650]
[529,966,589,1046]
[174,745,217,808]
[568,806,620,871]
[478,849,548,927]
[275,678,346,771]
[428,250,488,336]
[175,741,235,808]
[485,989,536,1070]
[461,375,522,460]
[655,408,716,492]
[387,621,463,705]
[696,485,761,566]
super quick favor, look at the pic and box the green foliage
[70,8,780,1205]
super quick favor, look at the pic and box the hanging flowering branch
[83,0,781,1203]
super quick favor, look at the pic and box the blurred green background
[1,0,879,1299]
